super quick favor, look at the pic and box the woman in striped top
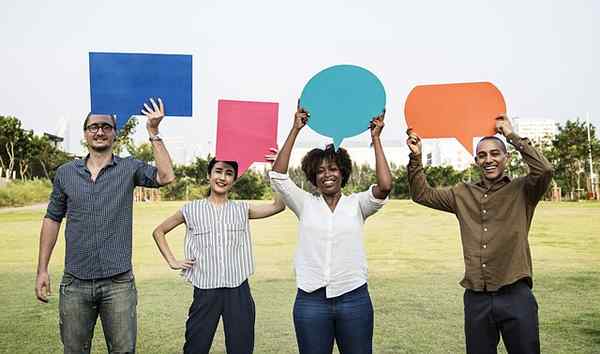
[152,157,285,354]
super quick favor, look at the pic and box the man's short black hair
[83,113,117,131]
[207,158,239,181]
[301,144,352,188]
[475,136,507,154]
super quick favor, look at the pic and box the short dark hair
[476,136,507,154]
[207,158,239,181]
[301,144,352,188]
[83,113,117,131]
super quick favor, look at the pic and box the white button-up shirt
[270,171,387,298]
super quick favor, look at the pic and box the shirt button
[482,244,487,249]
[482,263,487,268]
[484,227,488,232]
[483,194,488,198]
[483,210,487,214]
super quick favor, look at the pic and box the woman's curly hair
[301,144,352,188]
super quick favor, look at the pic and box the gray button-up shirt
[180,199,253,289]
[45,155,160,279]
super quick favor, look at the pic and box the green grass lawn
[1,200,599,353]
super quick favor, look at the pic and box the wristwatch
[149,133,163,142]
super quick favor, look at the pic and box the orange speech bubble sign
[404,82,506,154]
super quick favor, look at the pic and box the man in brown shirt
[407,115,553,354]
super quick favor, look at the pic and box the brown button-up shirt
[407,133,553,291]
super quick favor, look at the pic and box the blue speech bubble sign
[299,65,386,149]
[89,52,193,129]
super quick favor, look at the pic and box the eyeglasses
[86,123,114,133]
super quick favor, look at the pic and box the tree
[127,142,154,162]
[546,119,600,199]
[424,165,463,188]
[231,170,268,200]
[0,116,29,178]
[391,166,409,199]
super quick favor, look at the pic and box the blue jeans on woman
[293,283,373,354]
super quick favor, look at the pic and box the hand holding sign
[216,99,279,176]
[141,97,165,135]
[89,52,193,129]
[404,82,506,154]
[299,65,386,149]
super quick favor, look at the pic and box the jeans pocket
[60,273,75,286]
[111,270,134,283]
[59,273,75,296]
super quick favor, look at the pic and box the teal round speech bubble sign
[299,64,386,149]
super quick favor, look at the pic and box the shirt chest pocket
[187,226,213,248]
[225,223,247,248]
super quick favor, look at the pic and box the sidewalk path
[0,203,47,213]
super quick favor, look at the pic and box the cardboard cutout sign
[299,65,386,150]
[89,52,193,129]
[216,100,278,176]
[404,82,506,154]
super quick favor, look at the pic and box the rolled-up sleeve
[45,171,67,222]
[357,184,388,219]
[133,159,160,188]
[269,171,308,217]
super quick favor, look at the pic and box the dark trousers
[464,279,540,354]
[293,283,374,354]
[184,280,255,354]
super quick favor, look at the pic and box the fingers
[180,259,195,270]
[150,98,159,112]
[158,98,165,114]
[141,109,150,116]
[405,128,421,140]
[143,103,153,114]
[36,279,49,303]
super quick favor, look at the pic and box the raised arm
[406,130,456,213]
[249,193,286,219]
[370,110,392,199]
[496,114,553,203]
[152,211,195,270]
[142,97,176,186]
[272,102,308,174]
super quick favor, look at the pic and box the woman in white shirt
[270,104,392,354]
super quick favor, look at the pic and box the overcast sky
[1,0,597,162]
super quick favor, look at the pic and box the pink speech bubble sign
[216,99,279,176]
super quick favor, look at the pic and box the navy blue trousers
[464,279,540,354]
[184,280,255,354]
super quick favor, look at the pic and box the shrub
[0,179,51,208]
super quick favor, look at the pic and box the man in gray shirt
[35,98,175,354]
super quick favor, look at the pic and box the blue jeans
[293,283,373,354]
[59,271,137,354]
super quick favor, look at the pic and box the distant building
[421,139,474,171]
[512,117,557,146]
[43,132,64,149]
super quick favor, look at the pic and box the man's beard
[89,140,113,153]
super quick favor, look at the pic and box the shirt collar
[475,174,512,190]
[75,154,119,169]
